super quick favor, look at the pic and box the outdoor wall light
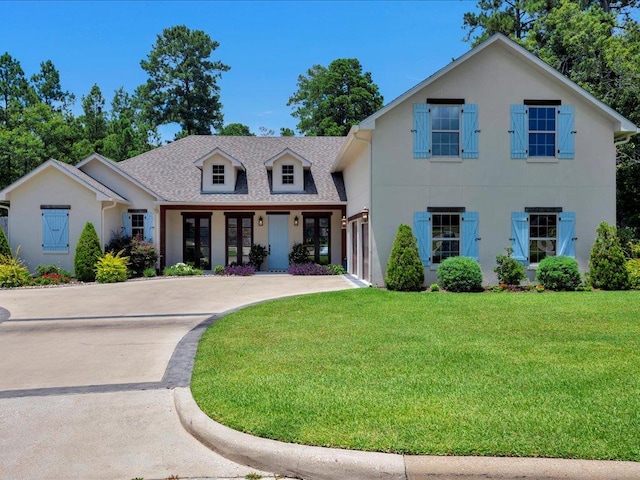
[258,216,263,226]
[294,216,299,226]
[362,207,369,223]
[341,215,347,229]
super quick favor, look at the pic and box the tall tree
[31,60,72,110]
[102,87,159,161]
[0,53,34,126]
[287,58,383,136]
[137,25,230,137]
[80,84,107,146]
[217,123,254,136]
[280,127,295,137]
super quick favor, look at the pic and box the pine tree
[588,222,630,290]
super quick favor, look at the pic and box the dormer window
[282,165,294,185]
[212,164,225,184]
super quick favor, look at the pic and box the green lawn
[191,289,640,460]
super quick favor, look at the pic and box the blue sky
[0,1,476,139]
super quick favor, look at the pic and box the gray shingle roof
[53,160,128,202]
[118,136,347,204]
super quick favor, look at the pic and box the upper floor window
[413,102,478,159]
[212,164,225,184]
[431,106,460,157]
[282,165,294,185]
[510,102,574,160]
[528,107,556,157]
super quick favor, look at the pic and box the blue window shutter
[413,103,430,159]
[144,213,153,242]
[42,209,69,252]
[122,213,132,237]
[510,104,528,159]
[461,211,479,261]
[461,104,479,159]
[413,211,432,266]
[511,212,529,265]
[557,105,575,159]
[557,212,576,257]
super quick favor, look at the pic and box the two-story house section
[335,34,639,286]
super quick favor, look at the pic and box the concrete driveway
[0,275,356,480]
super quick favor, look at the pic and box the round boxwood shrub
[74,222,102,282]
[588,222,629,290]
[437,256,483,292]
[385,224,424,291]
[536,256,581,291]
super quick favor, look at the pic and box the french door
[303,214,331,265]
[183,213,211,269]
[226,213,253,265]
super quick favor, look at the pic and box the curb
[174,388,640,480]
[173,387,406,480]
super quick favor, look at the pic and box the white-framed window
[131,213,145,239]
[431,106,460,157]
[528,107,556,157]
[212,164,225,184]
[511,210,575,265]
[528,213,557,263]
[282,164,294,184]
[431,212,460,264]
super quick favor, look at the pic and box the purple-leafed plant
[224,264,256,276]
[287,263,331,276]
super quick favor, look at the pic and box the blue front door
[268,215,289,270]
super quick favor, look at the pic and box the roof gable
[76,152,164,201]
[264,148,312,168]
[193,147,245,170]
[358,34,638,136]
[0,159,129,203]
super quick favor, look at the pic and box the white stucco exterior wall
[363,43,617,286]
[5,167,104,274]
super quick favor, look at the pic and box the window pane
[432,213,460,263]
[529,214,557,263]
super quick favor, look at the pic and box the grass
[191,289,640,460]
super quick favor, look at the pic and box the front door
[183,214,211,269]
[303,214,331,265]
[268,214,289,270]
[226,214,253,265]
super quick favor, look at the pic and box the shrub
[430,283,440,292]
[128,237,158,277]
[213,265,225,275]
[627,259,640,290]
[494,247,526,286]
[36,264,72,278]
[142,267,157,278]
[163,262,203,276]
[289,242,311,265]
[617,226,638,259]
[74,222,102,282]
[588,222,630,290]
[0,226,10,258]
[437,256,483,292]
[536,256,581,291]
[105,229,131,255]
[248,244,269,270]
[325,263,346,275]
[385,224,424,292]
[225,264,256,276]
[33,273,72,285]
[288,263,330,275]
[0,254,32,288]
[95,251,129,283]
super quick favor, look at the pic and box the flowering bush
[33,272,71,285]
[163,262,204,276]
[224,264,256,276]
[288,263,331,275]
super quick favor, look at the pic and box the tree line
[2,4,640,230]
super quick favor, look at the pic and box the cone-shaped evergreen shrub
[385,224,424,291]
[588,222,629,290]
[0,226,10,259]
[74,222,102,281]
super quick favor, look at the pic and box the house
[0,34,637,285]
